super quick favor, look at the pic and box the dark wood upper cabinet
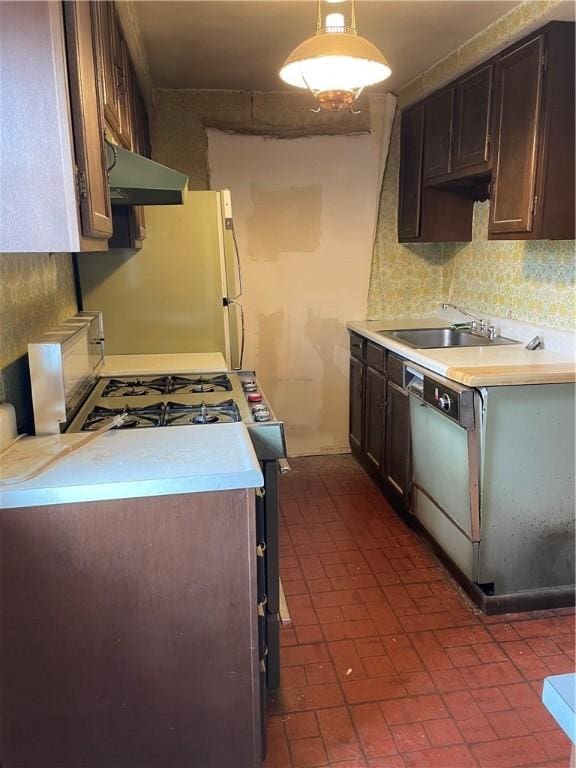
[489,23,575,239]
[398,104,425,240]
[63,1,112,241]
[398,103,474,244]
[397,21,574,243]
[115,31,133,149]
[489,35,544,236]
[423,87,454,179]
[91,1,121,137]
[453,64,493,174]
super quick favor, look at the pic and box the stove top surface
[67,372,271,433]
[100,374,233,397]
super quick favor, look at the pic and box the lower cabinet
[348,332,411,510]
[0,490,263,768]
[365,366,386,470]
[383,381,411,499]
[349,356,365,453]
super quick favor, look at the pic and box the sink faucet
[442,303,496,338]
[442,303,483,326]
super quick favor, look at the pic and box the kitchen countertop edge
[347,320,576,386]
[0,422,264,510]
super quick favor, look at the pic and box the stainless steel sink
[376,327,518,349]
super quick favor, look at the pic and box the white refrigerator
[76,190,243,369]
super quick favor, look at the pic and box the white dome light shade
[279,33,391,91]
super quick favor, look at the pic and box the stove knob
[253,408,270,422]
[248,392,262,403]
[438,394,452,412]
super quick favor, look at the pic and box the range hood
[106,144,188,206]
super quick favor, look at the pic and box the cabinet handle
[258,596,268,616]
[114,63,127,96]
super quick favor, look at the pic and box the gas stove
[28,316,286,458]
[67,372,276,434]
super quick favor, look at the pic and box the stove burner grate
[101,377,169,397]
[170,375,233,394]
[81,403,165,431]
[164,399,241,426]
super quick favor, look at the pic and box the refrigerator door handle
[228,224,244,301]
[224,298,245,370]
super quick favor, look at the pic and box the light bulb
[325,12,345,29]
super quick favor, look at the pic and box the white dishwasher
[405,364,482,582]
[404,362,575,606]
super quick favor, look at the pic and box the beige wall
[0,252,77,428]
[208,128,386,456]
[151,89,394,456]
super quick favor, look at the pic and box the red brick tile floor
[264,455,575,768]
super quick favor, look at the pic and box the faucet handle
[479,318,488,332]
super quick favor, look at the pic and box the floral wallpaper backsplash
[367,123,576,332]
[443,202,576,331]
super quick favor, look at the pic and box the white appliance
[75,190,243,368]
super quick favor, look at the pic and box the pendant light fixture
[279,0,391,113]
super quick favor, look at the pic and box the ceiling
[134,0,527,94]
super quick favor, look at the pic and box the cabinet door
[423,88,454,179]
[349,357,365,453]
[453,64,493,173]
[364,367,386,471]
[384,382,411,498]
[398,104,425,240]
[489,35,545,235]
[63,1,112,240]
[91,1,121,136]
[114,23,132,149]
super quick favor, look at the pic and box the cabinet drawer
[387,353,405,387]
[350,333,365,361]
[366,341,386,373]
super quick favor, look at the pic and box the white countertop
[102,352,228,377]
[348,319,576,386]
[0,423,263,509]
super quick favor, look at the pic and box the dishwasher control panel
[424,378,460,422]
[404,364,476,429]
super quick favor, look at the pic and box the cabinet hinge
[486,132,491,149]
[541,48,548,72]
[530,195,538,216]
[75,169,88,200]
